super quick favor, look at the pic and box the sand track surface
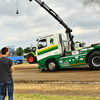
[13,63,100,97]
[13,64,100,82]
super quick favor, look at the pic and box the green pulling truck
[37,33,100,71]
[29,0,100,71]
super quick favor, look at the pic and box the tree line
[15,47,32,56]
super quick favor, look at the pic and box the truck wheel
[15,61,18,65]
[27,53,36,64]
[46,59,58,71]
[19,60,23,64]
[88,51,100,70]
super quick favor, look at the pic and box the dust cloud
[77,0,100,7]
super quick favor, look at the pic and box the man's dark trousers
[0,80,14,100]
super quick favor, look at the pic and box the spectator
[0,47,14,100]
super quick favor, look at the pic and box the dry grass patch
[14,83,100,92]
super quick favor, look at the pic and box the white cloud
[0,0,100,50]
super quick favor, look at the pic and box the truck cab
[36,33,73,71]
[36,33,67,61]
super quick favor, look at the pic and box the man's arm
[10,66,14,73]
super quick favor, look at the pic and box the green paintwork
[37,44,58,55]
[38,54,60,69]
[38,45,100,70]
[28,52,36,57]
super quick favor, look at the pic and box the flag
[6,0,9,2]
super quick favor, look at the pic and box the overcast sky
[0,0,100,50]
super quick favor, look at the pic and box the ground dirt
[13,63,100,97]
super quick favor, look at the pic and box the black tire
[42,69,45,71]
[27,53,36,64]
[46,59,58,71]
[19,60,23,64]
[88,51,100,70]
[14,61,18,65]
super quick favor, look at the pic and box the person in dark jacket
[0,47,14,100]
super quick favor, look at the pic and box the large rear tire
[88,51,100,70]
[46,59,59,71]
[27,53,36,64]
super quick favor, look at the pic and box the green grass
[5,94,100,100]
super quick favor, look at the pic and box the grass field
[5,94,100,100]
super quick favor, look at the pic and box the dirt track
[13,63,100,82]
[13,63,100,97]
